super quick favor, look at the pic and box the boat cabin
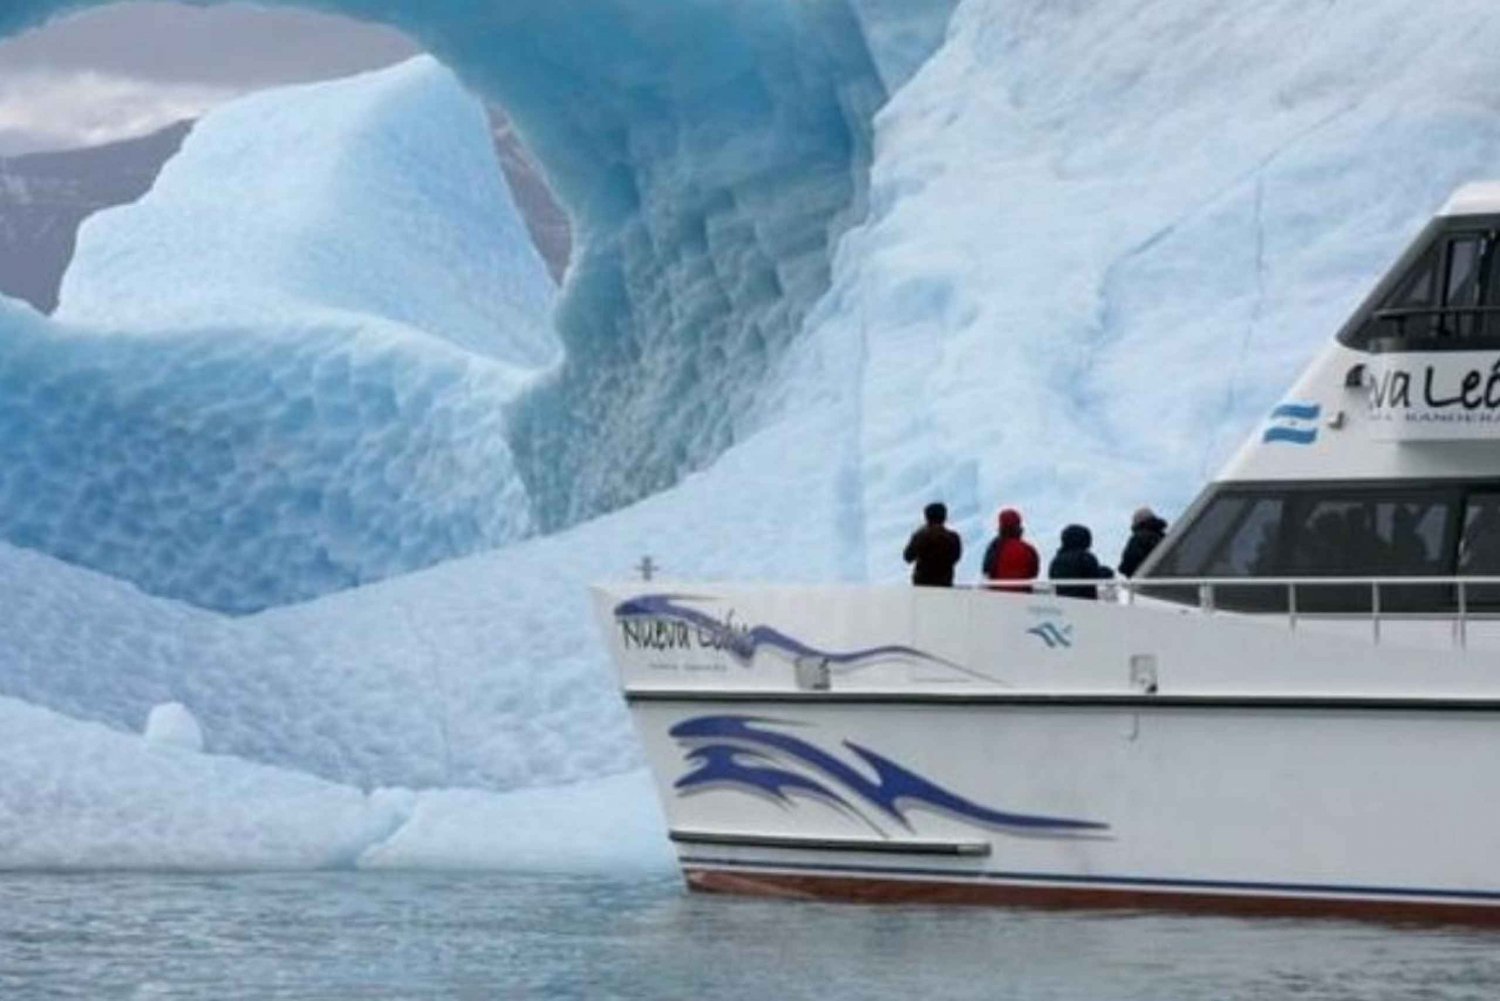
[1138,183,1500,615]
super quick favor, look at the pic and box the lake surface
[3,871,1499,1000]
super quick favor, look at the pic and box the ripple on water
[2,872,1499,1001]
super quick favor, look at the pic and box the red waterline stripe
[681,865,1500,926]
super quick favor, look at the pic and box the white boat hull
[598,584,1500,922]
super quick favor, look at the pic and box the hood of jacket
[1060,524,1092,551]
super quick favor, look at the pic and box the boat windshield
[1339,216,1500,350]
[1140,481,1500,612]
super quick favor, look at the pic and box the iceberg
[0,684,670,872]
[57,57,558,370]
[0,58,555,613]
[0,388,860,867]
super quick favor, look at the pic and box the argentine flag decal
[1261,402,1320,445]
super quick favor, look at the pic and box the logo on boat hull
[613,593,998,682]
[670,714,1109,838]
[1026,621,1073,648]
[1262,402,1320,445]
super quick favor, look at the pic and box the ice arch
[2,0,953,530]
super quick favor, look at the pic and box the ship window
[1339,218,1500,351]
[1444,236,1481,337]
[1144,486,1461,612]
[1459,494,1500,606]
[1359,233,1500,343]
[1446,236,1482,307]
[1283,494,1452,611]
[1148,496,1286,611]
[1151,496,1245,576]
[1357,243,1442,343]
[1210,498,1284,576]
[1391,245,1440,310]
[1283,496,1448,575]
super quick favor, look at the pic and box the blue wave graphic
[677,743,857,813]
[1261,426,1318,445]
[614,593,964,671]
[672,715,1109,835]
[1026,622,1073,648]
[1269,402,1321,421]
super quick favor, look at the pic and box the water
[3,872,1499,1000]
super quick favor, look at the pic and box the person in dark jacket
[1118,506,1168,578]
[903,502,962,586]
[1048,524,1115,599]
[982,508,1039,592]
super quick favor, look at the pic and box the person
[1048,524,1114,599]
[982,508,1039,592]
[903,502,962,587]
[1118,506,1168,578]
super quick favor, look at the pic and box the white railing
[627,556,1498,651]
[984,576,1500,650]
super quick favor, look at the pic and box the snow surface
[4,0,1500,872]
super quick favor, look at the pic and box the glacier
[788,0,1500,572]
[3,0,1500,871]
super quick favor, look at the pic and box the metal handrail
[977,575,1500,650]
[1373,305,1500,318]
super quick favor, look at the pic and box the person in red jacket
[982,508,1039,592]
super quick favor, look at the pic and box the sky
[0,2,419,155]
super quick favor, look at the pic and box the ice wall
[783,0,1500,571]
[464,1,900,529]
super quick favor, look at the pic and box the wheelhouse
[1140,184,1500,614]
[1338,215,1500,352]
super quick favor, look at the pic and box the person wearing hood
[1119,507,1168,578]
[982,508,1039,592]
[1049,524,1115,600]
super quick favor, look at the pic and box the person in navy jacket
[1048,524,1115,599]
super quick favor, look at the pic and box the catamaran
[593,182,1500,922]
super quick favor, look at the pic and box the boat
[592,182,1500,923]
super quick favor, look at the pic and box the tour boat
[592,182,1500,922]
